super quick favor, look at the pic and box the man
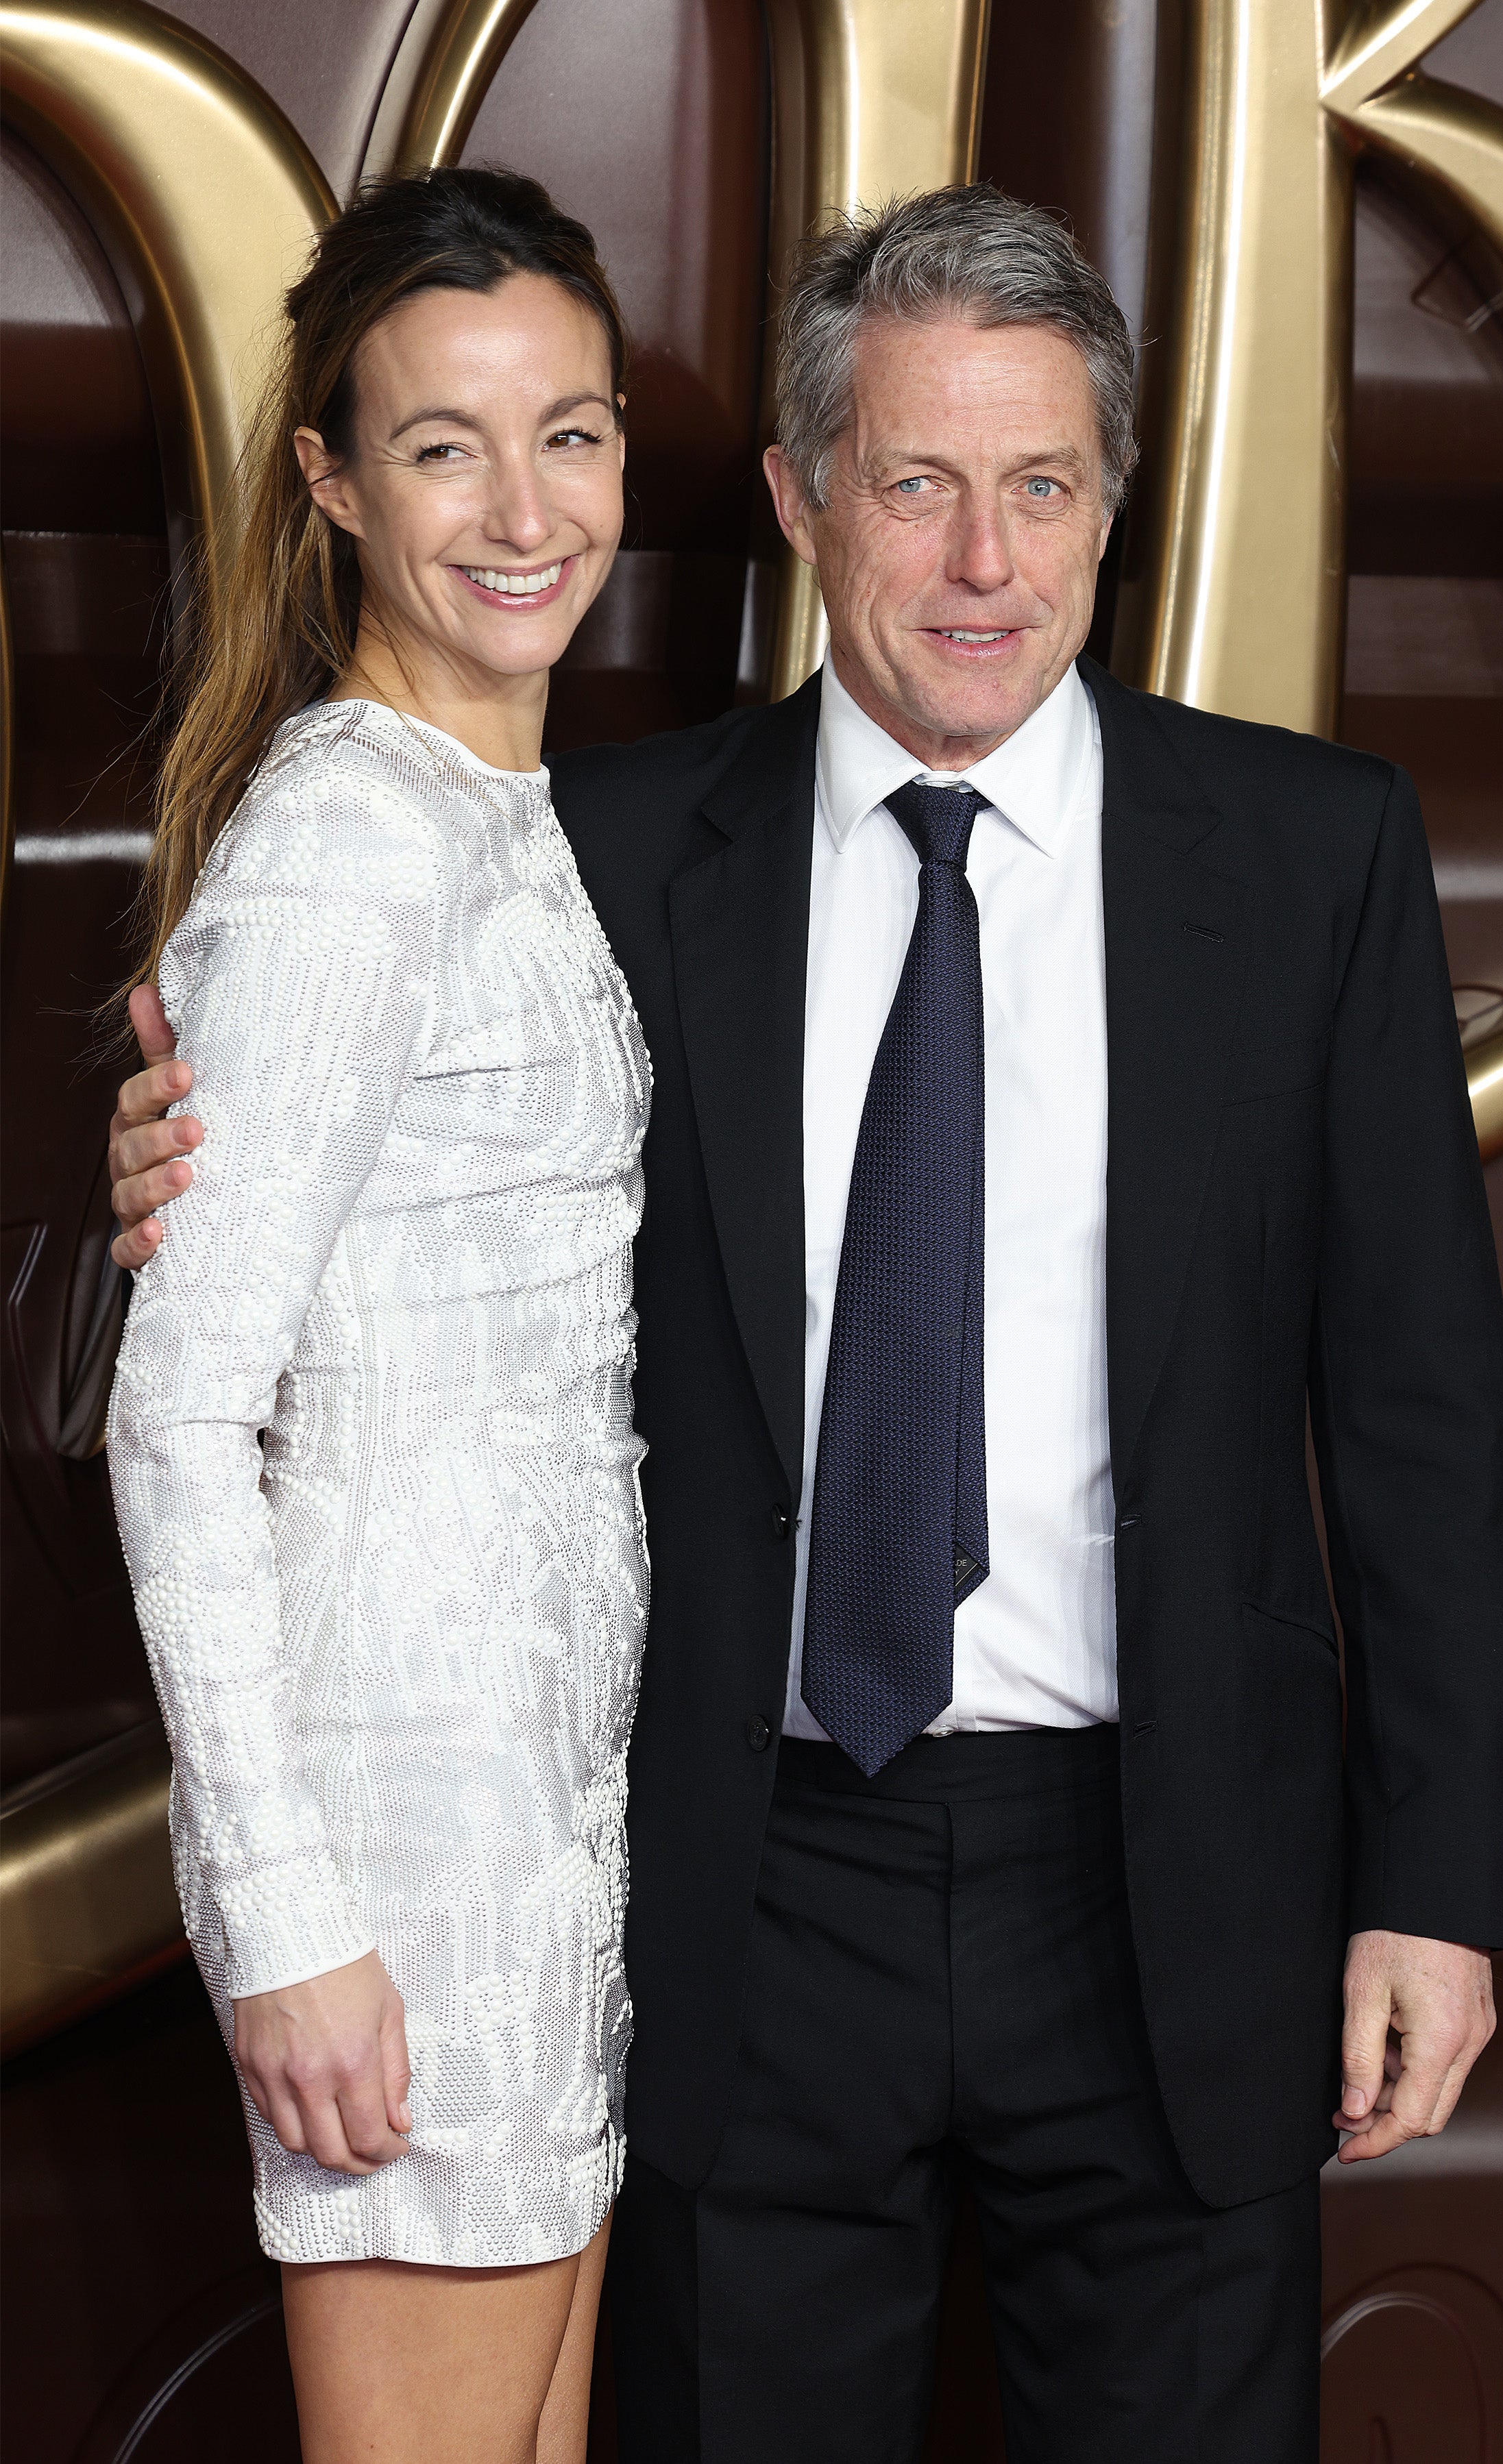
[110,188,1501,2461]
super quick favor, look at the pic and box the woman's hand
[234,1948,414,2176]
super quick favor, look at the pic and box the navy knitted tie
[802,780,990,1777]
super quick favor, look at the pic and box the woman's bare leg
[282,2248,581,2464]
[537,2213,612,2464]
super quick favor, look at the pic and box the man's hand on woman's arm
[110,983,204,1268]
[1334,1929,1495,2162]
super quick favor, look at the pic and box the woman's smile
[450,554,574,608]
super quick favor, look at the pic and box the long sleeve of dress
[108,749,448,1999]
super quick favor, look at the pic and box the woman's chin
[471,637,572,685]
[437,585,595,682]
[424,618,573,687]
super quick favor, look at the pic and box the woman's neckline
[311,695,548,784]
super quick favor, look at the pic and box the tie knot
[885,780,981,870]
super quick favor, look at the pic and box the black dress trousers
[608,1725,1321,2464]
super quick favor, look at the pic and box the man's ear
[762,445,818,569]
[294,426,364,541]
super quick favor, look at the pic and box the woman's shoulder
[158,706,465,1022]
[201,701,460,909]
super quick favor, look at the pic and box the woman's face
[298,272,624,685]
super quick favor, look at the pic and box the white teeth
[941,628,1009,643]
[463,560,563,596]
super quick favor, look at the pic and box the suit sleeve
[107,770,444,1998]
[1309,761,1503,1949]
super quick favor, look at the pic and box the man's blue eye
[1026,478,1057,497]
[896,477,925,493]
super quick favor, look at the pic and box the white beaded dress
[107,700,650,2267]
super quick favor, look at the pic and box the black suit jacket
[551,656,1503,2210]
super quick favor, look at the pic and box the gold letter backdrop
[1115,0,1503,740]
[0,0,1498,2045]
[4,0,1498,734]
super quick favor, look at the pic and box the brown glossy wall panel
[977,0,1159,345]
[1,129,168,1792]
[1,645,161,1790]
[1347,167,1503,581]
[1,136,165,534]
[3,1969,287,2464]
[1336,10,1503,1267]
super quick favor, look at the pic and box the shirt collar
[815,652,1095,859]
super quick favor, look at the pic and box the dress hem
[259,2180,620,2272]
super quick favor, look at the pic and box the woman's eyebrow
[389,405,481,441]
[539,392,614,421]
[388,391,613,443]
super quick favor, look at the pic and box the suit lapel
[668,676,820,1498]
[1082,656,1250,1486]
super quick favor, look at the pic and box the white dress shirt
[784,654,1119,1740]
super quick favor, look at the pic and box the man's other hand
[1334,1928,1495,2163]
[110,983,203,1270]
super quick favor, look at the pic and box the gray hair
[774,185,1138,515]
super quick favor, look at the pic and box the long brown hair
[127,165,628,998]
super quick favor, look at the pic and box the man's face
[765,316,1113,765]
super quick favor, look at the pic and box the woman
[106,167,648,2463]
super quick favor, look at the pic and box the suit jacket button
[770,1505,792,1540]
[746,1716,771,1751]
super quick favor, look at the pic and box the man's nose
[950,498,1016,593]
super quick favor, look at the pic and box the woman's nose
[482,464,554,554]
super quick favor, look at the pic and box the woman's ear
[294,426,364,539]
